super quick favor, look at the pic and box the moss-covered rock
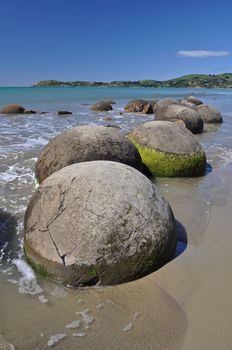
[128,121,206,177]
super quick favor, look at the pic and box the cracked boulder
[128,121,206,177]
[24,161,177,287]
[35,125,143,183]
[196,104,223,123]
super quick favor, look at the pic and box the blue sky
[0,0,232,86]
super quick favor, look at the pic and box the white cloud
[177,50,230,58]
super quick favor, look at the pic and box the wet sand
[1,89,232,349]
[1,162,232,350]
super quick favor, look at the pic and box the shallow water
[1,87,232,349]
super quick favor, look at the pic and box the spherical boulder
[128,121,206,177]
[35,125,143,183]
[185,96,203,106]
[90,101,113,111]
[153,98,179,117]
[155,104,204,134]
[196,104,223,123]
[180,100,196,109]
[0,104,25,114]
[124,100,153,114]
[24,161,177,287]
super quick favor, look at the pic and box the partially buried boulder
[35,125,143,183]
[24,161,177,287]
[196,104,223,123]
[124,99,153,114]
[153,98,179,117]
[0,104,25,114]
[128,121,206,177]
[90,101,113,111]
[155,104,204,134]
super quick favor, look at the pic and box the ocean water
[1,87,232,349]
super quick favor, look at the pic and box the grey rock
[24,161,177,287]
[35,125,143,183]
[180,100,196,109]
[155,104,204,134]
[128,121,206,177]
[90,101,113,111]
[185,96,203,106]
[153,98,179,117]
[196,104,223,123]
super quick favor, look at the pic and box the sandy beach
[0,87,232,349]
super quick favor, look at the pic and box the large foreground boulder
[24,161,177,286]
[196,104,223,123]
[128,121,206,177]
[155,104,204,134]
[0,104,25,114]
[90,101,113,111]
[124,99,153,114]
[35,125,143,183]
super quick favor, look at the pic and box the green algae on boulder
[24,161,177,287]
[128,121,206,177]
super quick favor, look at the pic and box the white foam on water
[72,332,86,337]
[38,295,48,304]
[47,334,66,347]
[76,309,94,326]
[123,323,133,332]
[12,259,43,295]
[65,320,81,329]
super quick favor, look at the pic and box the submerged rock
[58,110,73,115]
[124,99,153,114]
[35,125,143,183]
[196,104,223,123]
[90,101,113,111]
[24,161,177,287]
[128,121,206,177]
[0,104,25,114]
[155,104,204,134]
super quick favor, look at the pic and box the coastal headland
[33,73,232,88]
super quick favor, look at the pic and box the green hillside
[33,73,232,88]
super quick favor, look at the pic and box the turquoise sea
[1,87,232,349]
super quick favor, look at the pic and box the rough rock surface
[196,104,223,123]
[90,101,113,111]
[128,121,206,177]
[0,104,25,114]
[35,125,143,183]
[155,104,204,134]
[24,161,177,287]
[124,100,153,114]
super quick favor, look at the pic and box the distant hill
[33,74,232,88]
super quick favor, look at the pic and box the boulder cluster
[19,95,223,287]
